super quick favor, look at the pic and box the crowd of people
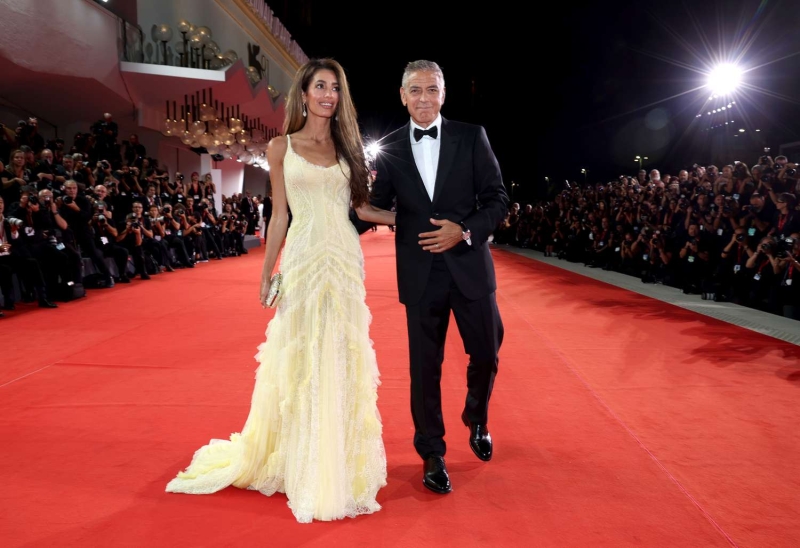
[0,114,269,318]
[494,152,800,320]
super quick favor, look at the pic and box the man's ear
[400,87,407,107]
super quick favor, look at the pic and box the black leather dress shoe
[422,456,451,494]
[462,411,493,461]
[38,299,58,309]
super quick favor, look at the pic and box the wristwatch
[459,222,472,246]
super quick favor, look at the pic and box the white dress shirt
[409,114,442,201]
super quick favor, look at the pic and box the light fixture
[755,129,761,132]
[739,128,745,133]
[707,63,743,96]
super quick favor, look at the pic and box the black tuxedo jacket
[366,117,508,305]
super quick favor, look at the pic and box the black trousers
[405,255,503,459]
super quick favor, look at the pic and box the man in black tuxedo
[360,60,507,494]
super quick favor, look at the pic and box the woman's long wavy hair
[284,58,370,207]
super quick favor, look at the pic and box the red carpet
[2,231,798,547]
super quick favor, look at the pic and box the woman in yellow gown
[166,59,396,523]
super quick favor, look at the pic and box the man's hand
[419,218,463,253]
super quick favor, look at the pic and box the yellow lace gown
[166,135,387,523]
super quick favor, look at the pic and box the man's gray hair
[401,60,445,88]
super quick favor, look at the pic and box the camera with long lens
[760,166,775,184]
[219,214,229,222]
[760,240,775,254]
[735,233,746,242]
[62,195,74,205]
[151,216,165,223]
[760,147,771,165]
[93,200,106,212]
[7,217,24,227]
[785,167,797,178]
[161,206,172,216]
[94,214,107,225]
[776,237,795,259]
[28,195,40,207]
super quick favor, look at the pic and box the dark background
[271,0,800,202]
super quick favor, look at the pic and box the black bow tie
[414,126,438,142]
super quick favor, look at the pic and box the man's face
[147,187,156,196]
[24,151,34,164]
[678,170,688,181]
[62,157,73,171]
[130,135,139,145]
[149,206,159,217]
[688,225,698,237]
[400,70,445,128]
[94,186,107,200]
[40,150,53,164]
[64,184,78,198]
[750,195,764,208]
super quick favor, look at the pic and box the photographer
[585,217,614,268]
[678,222,710,294]
[91,113,119,164]
[197,198,223,260]
[774,233,800,319]
[33,149,57,190]
[218,203,243,257]
[159,203,193,268]
[121,134,146,168]
[1,149,33,205]
[91,203,130,283]
[58,181,112,287]
[641,228,674,284]
[1,195,59,310]
[739,191,774,241]
[116,201,149,280]
[170,172,187,206]
[180,209,209,262]
[744,236,782,312]
[618,230,640,275]
[771,193,800,239]
[144,204,176,272]
[142,184,162,209]
[26,189,72,307]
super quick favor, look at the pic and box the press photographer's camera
[126,213,140,229]
[776,237,795,259]
[7,217,24,227]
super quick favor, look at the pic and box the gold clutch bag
[265,272,282,308]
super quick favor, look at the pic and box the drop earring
[302,103,307,117]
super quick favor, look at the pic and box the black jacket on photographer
[58,194,94,242]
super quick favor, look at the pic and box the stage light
[739,128,745,132]
[756,129,761,132]
[706,63,742,96]
[366,142,381,157]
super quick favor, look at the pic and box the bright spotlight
[706,63,743,96]
[739,128,745,133]
[366,143,380,157]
